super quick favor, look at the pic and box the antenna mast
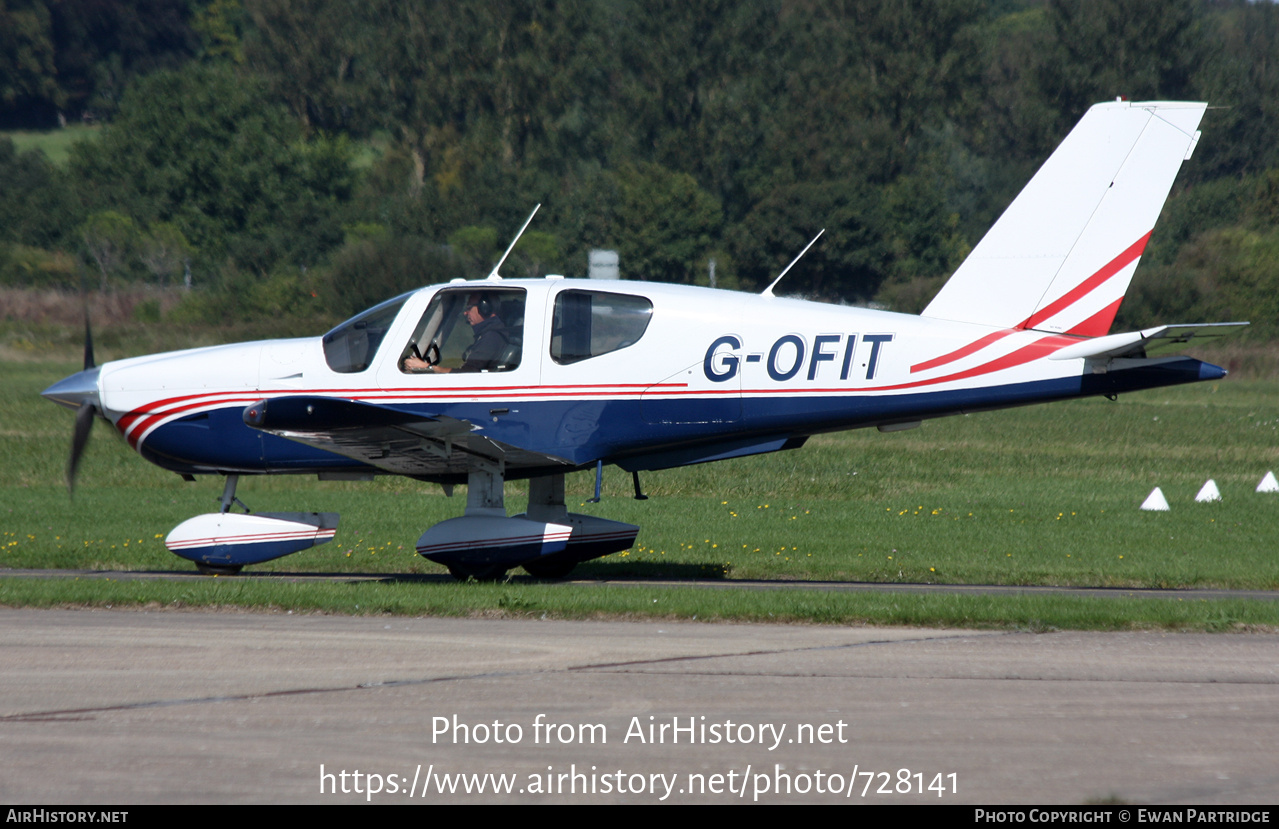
[487,204,541,280]
[761,229,824,297]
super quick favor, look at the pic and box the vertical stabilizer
[922,101,1206,335]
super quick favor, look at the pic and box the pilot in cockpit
[403,293,509,374]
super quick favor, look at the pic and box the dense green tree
[323,234,464,316]
[750,0,985,187]
[512,230,562,278]
[48,0,200,119]
[139,221,194,288]
[1139,177,1245,268]
[448,225,500,275]
[882,171,968,282]
[79,210,138,291]
[0,137,80,249]
[243,0,371,132]
[319,0,622,244]
[612,0,780,188]
[730,180,887,300]
[7,0,1279,338]
[966,5,1060,162]
[610,162,722,282]
[1039,0,1204,128]
[836,0,984,165]
[1122,225,1279,341]
[1193,1,1279,178]
[0,0,60,119]
[69,63,354,274]
[193,0,247,64]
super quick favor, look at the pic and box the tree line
[2,0,1278,336]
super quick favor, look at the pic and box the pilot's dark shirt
[458,315,509,372]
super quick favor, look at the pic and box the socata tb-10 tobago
[44,100,1246,579]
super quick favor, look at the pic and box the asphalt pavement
[1,608,1276,804]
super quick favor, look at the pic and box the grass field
[2,124,99,165]
[2,124,384,170]
[4,356,1278,629]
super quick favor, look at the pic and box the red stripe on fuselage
[910,329,1015,374]
[122,393,266,448]
[118,382,690,447]
[121,336,1083,450]
[736,334,1081,395]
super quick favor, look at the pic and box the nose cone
[42,367,102,412]
[1199,360,1228,381]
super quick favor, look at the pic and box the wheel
[446,563,508,582]
[424,341,441,366]
[522,559,576,579]
[195,562,243,576]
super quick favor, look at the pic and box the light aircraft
[43,100,1246,580]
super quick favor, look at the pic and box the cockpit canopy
[322,283,656,375]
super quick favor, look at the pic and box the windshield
[322,293,412,373]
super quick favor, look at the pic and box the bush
[0,244,77,289]
[322,234,464,318]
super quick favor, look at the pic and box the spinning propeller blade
[65,289,99,495]
[68,400,95,495]
[83,315,95,371]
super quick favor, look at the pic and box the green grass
[2,125,383,173]
[2,124,99,165]
[0,576,1273,632]
[4,357,1279,629]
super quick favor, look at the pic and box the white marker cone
[1195,479,1221,502]
[1258,471,1279,493]
[1141,487,1170,511]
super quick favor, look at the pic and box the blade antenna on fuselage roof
[762,229,824,297]
[487,204,541,280]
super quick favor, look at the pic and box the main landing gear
[415,462,639,582]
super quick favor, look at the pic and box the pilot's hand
[404,356,451,374]
[403,356,434,373]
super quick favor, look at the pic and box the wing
[242,396,573,479]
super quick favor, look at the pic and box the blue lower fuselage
[135,356,1224,482]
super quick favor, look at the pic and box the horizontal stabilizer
[1049,322,1249,361]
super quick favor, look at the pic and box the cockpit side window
[399,288,526,374]
[322,294,411,373]
[551,290,653,365]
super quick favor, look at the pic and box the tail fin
[922,101,1206,335]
